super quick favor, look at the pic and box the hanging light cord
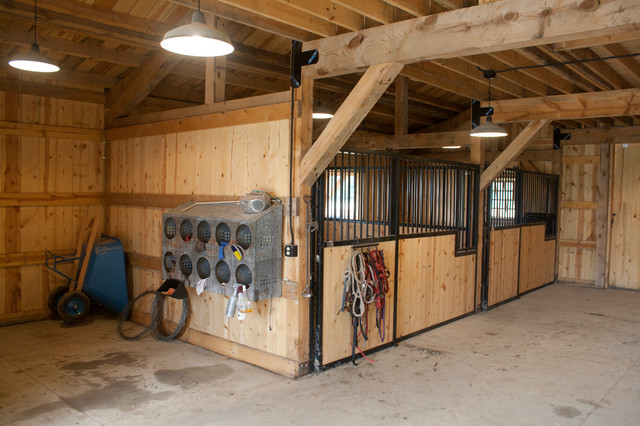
[479,52,640,76]
[33,0,37,45]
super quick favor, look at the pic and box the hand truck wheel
[57,291,90,324]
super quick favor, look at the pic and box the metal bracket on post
[553,127,571,150]
[291,40,318,88]
[471,99,494,129]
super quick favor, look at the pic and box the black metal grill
[317,150,479,253]
[487,169,559,236]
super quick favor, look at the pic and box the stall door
[609,144,640,289]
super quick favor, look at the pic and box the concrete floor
[0,283,639,425]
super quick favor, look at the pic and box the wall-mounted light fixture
[8,0,59,73]
[161,0,234,57]
[470,70,507,138]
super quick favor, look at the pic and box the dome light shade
[9,43,59,73]
[470,116,508,138]
[161,10,234,57]
[312,102,334,119]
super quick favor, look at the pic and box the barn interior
[1,0,639,423]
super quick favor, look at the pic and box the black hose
[117,289,190,341]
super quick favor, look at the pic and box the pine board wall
[105,100,309,377]
[0,91,104,324]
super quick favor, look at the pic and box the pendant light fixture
[161,0,234,57]
[8,0,59,73]
[312,102,334,119]
[470,71,507,138]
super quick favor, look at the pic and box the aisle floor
[1,283,639,425]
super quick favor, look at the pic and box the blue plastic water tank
[82,236,129,314]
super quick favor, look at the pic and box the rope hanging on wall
[117,279,190,341]
[339,247,390,365]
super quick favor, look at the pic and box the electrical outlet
[284,245,298,257]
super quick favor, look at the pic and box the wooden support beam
[0,77,105,104]
[488,88,640,123]
[554,29,640,51]
[347,130,471,150]
[395,75,408,136]
[205,57,226,104]
[565,125,640,145]
[106,102,293,140]
[109,91,290,128]
[300,62,403,187]
[480,119,550,190]
[105,50,181,123]
[0,121,104,141]
[595,144,611,288]
[0,192,104,207]
[302,0,640,79]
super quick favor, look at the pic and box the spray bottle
[236,285,252,320]
[225,284,241,318]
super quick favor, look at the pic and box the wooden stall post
[595,144,611,288]
[471,138,485,311]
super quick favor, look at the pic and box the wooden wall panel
[321,241,396,365]
[557,144,599,282]
[519,225,556,293]
[608,144,640,289]
[396,235,476,338]
[106,114,306,375]
[488,228,520,306]
[0,91,104,324]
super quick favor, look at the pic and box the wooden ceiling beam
[0,76,105,103]
[488,88,640,122]
[382,0,427,17]
[167,0,317,40]
[462,54,557,97]
[490,50,581,94]
[3,0,160,49]
[188,0,339,38]
[595,43,640,87]
[0,24,146,67]
[300,62,403,186]
[565,125,640,145]
[516,47,595,93]
[563,47,631,90]
[302,0,640,79]
[402,63,486,100]
[272,0,365,32]
[553,29,640,51]
[332,0,395,24]
[0,60,117,88]
[433,57,526,99]
[346,130,471,150]
[106,50,181,123]
[480,119,550,190]
[536,45,610,91]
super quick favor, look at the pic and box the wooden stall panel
[0,92,104,323]
[396,235,475,338]
[609,144,640,289]
[558,144,599,283]
[488,228,520,306]
[107,114,302,370]
[321,241,396,365]
[519,225,556,294]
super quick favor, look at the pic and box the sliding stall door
[608,144,640,289]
